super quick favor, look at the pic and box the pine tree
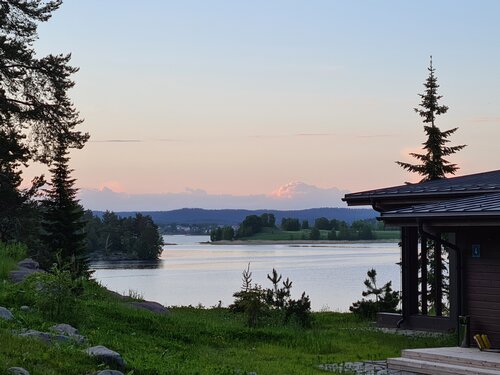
[41,134,88,277]
[397,57,466,182]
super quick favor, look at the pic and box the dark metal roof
[344,169,500,205]
[381,192,500,219]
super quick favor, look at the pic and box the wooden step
[388,357,500,375]
[402,347,500,370]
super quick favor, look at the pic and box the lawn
[0,245,452,375]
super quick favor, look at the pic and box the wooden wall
[459,228,500,347]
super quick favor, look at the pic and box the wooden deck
[388,347,500,374]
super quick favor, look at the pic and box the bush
[17,265,84,324]
[230,265,312,328]
[350,268,400,320]
[309,228,320,240]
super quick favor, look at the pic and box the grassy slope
[0,246,452,375]
[238,228,400,241]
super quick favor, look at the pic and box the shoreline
[205,239,400,245]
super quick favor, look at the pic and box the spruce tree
[0,124,43,243]
[0,0,88,162]
[41,134,88,277]
[397,57,466,182]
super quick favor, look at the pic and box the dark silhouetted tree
[41,135,88,277]
[397,57,465,182]
[0,0,88,162]
[0,124,44,244]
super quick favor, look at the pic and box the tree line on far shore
[209,213,387,241]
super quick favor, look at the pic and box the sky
[24,1,500,210]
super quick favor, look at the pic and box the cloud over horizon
[78,182,349,211]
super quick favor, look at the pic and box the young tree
[397,57,465,182]
[41,135,88,277]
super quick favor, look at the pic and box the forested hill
[93,208,378,226]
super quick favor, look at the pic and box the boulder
[86,345,125,369]
[129,301,168,314]
[20,306,30,312]
[50,323,86,344]
[7,368,30,375]
[0,306,14,321]
[51,323,79,336]
[18,329,72,344]
[94,371,124,375]
[17,258,39,269]
[9,267,45,284]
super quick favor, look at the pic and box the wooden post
[402,227,419,320]
[421,234,428,315]
[435,235,443,316]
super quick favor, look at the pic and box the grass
[0,276,454,375]
[0,242,27,280]
[238,228,400,242]
[0,241,450,374]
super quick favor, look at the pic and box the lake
[92,235,401,312]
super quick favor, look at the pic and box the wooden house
[343,170,500,346]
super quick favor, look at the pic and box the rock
[20,305,30,312]
[51,323,79,336]
[86,345,125,369]
[17,258,39,269]
[50,323,86,344]
[129,301,168,314]
[0,306,14,321]
[9,267,45,283]
[9,258,46,283]
[94,371,124,375]
[18,329,72,344]
[7,367,30,375]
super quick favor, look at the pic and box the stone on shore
[86,345,125,369]
[18,329,72,344]
[129,301,168,314]
[0,306,14,321]
[9,258,45,283]
[7,367,30,375]
[50,323,86,343]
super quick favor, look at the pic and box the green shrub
[17,266,84,324]
[230,265,312,328]
[350,268,400,320]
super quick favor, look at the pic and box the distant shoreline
[205,239,399,245]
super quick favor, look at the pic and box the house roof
[380,192,500,220]
[343,169,500,206]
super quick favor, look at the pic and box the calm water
[92,235,401,311]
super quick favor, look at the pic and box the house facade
[343,170,500,346]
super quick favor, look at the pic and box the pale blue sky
[27,1,500,197]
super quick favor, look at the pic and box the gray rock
[50,323,86,344]
[7,367,30,375]
[17,258,39,269]
[94,371,124,375]
[86,345,125,369]
[0,306,14,321]
[20,305,30,312]
[129,301,168,314]
[9,267,45,283]
[18,329,72,344]
[51,323,79,336]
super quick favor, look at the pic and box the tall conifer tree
[41,134,88,277]
[397,57,466,181]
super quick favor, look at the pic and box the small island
[209,213,400,243]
